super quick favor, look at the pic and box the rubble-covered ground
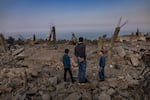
[0,41,150,100]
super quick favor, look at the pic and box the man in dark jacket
[62,49,74,83]
[75,37,87,83]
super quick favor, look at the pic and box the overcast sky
[0,0,150,33]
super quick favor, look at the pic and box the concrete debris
[14,52,26,60]
[41,93,51,100]
[0,40,149,100]
[49,76,58,86]
[12,48,24,56]
[107,88,116,95]
[98,92,111,100]
[130,54,139,66]
[64,93,81,100]
[114,46,126,58]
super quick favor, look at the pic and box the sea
[3,31,130,40]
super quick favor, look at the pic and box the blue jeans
[78,60,86,83]
[99,68,105,80]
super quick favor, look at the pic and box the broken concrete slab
[27,68,39,77]
[56,82,65,91]
[63,93,81,100]
[49,76,58,86]
[78,83,90,89]
[98,92,111,100]
[41,93,51,100]
[115,46,126,58]
[107,88,116,96]
[82,92,92,100]
[0,85,13,93]
[12,48,24,56]
[90,80,98,89]
[15,52,27,60]
[130,54,139,66]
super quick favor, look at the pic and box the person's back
[62,49,74,83]
[62,53,71,68]
[99,55,105,68]
[74,37,87,83]
[75,39,86,60]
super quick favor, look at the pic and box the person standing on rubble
[62,48,75,83]
[71,33,77,45]
[75,37,87,83]
[98,50,106,81]
[49,25,57,48]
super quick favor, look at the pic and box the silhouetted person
[136,28,139,36]
[71,33,77,45]
[49,25,57,48]
[33,34,36,41]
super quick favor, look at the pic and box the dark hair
[79,37,83,42]
[100,50,104,54]
[65,49,69,54]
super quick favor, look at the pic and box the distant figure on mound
[71,33,77,45]
[62,49,75,83]
[49,26,56,48]
[75,37,87,83]
[98,50,106,81]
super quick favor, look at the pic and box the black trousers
[64,68,74,82]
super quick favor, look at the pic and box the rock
[47,86,56,92]
[78,83,90,89]
[130,54,139,66]
[118,90,129,98]
[64,93,81,100]
[107,88,116,95]
[27,68,38,77]
[99,82,109,90]
[108,81,117,88]
[117,80,128,89]
[41,93,51,100]
[15,52,26,60]
[12,48,24,56]
[49,76,58,86]
[125,74,139,87]
[56,82,65,90]
[90,80,98,89]
[82,92,92,100]
[100,86,109,91]
[98,92,111,100]
[93,94,99,100]
[128,80,139,87]
[126,74,133,81]
[12,93,26,100]
[115,46,126,58]
[0,86,13,93]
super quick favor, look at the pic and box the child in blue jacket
[98,50,106,81]
[62,49,74,83]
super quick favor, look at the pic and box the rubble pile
[139,50,150,99]
[0,41,149,100]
